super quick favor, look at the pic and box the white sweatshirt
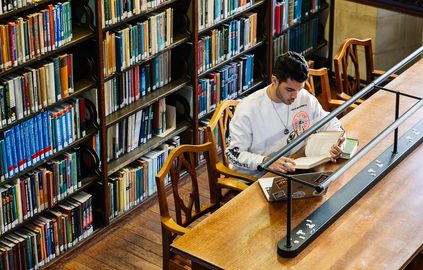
[225,85,342,174]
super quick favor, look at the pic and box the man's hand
[264,156,296,174]
[330,135,345,162]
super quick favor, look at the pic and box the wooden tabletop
[171,59,423,270]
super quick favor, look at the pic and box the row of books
[0,53,74,128]
[0,149,83,234]
[198,13,257,74]
[198,54,254,118]
[106,98,170,161]
[104,51,171,116]
[0,98,87,180]
[108,138,179,220]
[273,17,318,58]
[101,0,169,28]
[0,191,93,270]
[1,0,38,15]
[103,7,173,75]
[0,2,73,71]
[273,0,321,35]
[198,0,253,31]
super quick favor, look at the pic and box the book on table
[294,131,343,170]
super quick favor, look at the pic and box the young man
[225,52,344,175]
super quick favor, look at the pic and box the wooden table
[171,59,423,269]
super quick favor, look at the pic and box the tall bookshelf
[193,0,272,146]
[90,0,195,230]
[0,0,335,268]
[0,0,100,268]
[194,0,335,146]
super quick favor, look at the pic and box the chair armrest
[373,69,398,80]
[216,162,257,183]
[329,99,358,109]
[161,217,189,235]
[337,92,365,104]
[218,177,249,192]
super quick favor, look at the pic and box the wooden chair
[205,100,257,197]
[333,37,396,99]
[156,142,250,269]
[305,67,359,113]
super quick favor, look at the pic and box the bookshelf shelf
[1,26,93,76]
[105,77,190,127]
[1,128,97,185]
[0,174,98,236]
[198,78,266,121]
[0,0,51,20]
[42,226,102,269]
[104,33,190,82]
[238,78,267,96]
[107,178,178,224]
[198,0,266,35]
[0,26,94,78]
[198,40,264,78]
[107,121,190,175]
[304,40,328,57]
[102,0,179,32]
[269,0,334,74]
[0,78,96,133]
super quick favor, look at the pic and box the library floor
[51,163,423,270]
[52,165,210,269]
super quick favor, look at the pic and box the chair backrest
[305,67,359,115]
[304,78,316,96]
[333,38,375,97]
[305,67,332,111]
[155,142,220,270]
[205,100,239,167]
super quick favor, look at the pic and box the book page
[305,131,343,157]
[295,156,331,170]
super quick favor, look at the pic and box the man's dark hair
[273,51,309,83]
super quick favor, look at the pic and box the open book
[294,131,343,170]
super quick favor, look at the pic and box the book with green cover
[341,137,359,159]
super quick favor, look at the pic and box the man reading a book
[226,52,344,175]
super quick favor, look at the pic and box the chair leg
[162,227,172,270]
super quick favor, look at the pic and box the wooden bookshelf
[0,1,101,267]
[269,0,335,73]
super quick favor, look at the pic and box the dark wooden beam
[348,0,423,18]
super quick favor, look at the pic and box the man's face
[274,77,304,105]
